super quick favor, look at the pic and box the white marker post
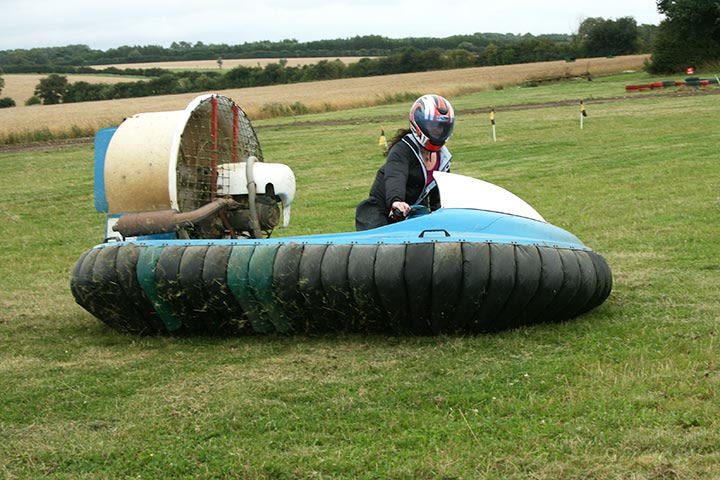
[490,109,497,142]
[580,101,587,130]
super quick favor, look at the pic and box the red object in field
[210,95,218,201]
[625,84,655,92]
[687,67,695,75]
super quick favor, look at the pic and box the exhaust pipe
[113,197,240,237]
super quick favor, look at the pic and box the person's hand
[391,201,410,217]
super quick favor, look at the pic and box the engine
[93,94,295,241]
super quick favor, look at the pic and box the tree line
[28,35,637,106]
[2,19,657,74]
[0,75,12,108]
[3,2,720,108]
[29,47,533,105]
[646,0,720,73]
[0,30,623,73]
[3,18,657,107]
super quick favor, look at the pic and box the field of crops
[0,57,368,109]
[0,54,649,144]
[90,56,372,71]
[1,62,718,479]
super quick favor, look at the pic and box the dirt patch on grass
[3,87,720,154]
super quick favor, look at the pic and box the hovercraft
[71,95,612,335]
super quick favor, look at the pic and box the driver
[355,94,455,231]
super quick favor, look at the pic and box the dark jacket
[355,134,451,231]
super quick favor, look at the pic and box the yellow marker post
[378,128,388,153]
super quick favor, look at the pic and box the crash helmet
[409,94,455,152]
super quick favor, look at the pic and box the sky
[0,0,665,51]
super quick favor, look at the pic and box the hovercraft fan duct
[97,94,294,240]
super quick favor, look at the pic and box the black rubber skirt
[71,241,612,335]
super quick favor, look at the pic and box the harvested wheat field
[91,56,371,70]
[0,55,648,138]
[0,58,365,108]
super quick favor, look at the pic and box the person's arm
[383,144,411,211]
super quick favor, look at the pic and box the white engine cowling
[217,160,296,227]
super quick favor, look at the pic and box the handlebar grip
[418,229,451,238]
[389,207,405,222]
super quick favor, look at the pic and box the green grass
[1,75,719,479]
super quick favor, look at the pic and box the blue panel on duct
[93,127,117,213]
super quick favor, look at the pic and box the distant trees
[2,29,657,78]
[0,97,16,108]
[0,33,581,73]
[578,17,640,57]
[63,81,105,102]
[475,37,576,66]
[647,0,720,73]
[0,71,17,108]
[39,45,582,105]
[15,21,663,106]
[637,24,659,53]
[34,74,68,104]
[0,72,16,108]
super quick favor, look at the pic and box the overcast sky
[1,0,665,51]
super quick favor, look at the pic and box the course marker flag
[378,129,388,153]
[489,109,497,142]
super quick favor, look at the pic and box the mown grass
[0,75,718,479]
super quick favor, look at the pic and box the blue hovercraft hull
[71,208,612,335]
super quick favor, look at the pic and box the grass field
[1,67,719,479]
[0,54,649,145]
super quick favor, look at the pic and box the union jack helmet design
[409,94,455,152]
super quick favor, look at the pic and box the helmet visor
[413,109,454,146]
